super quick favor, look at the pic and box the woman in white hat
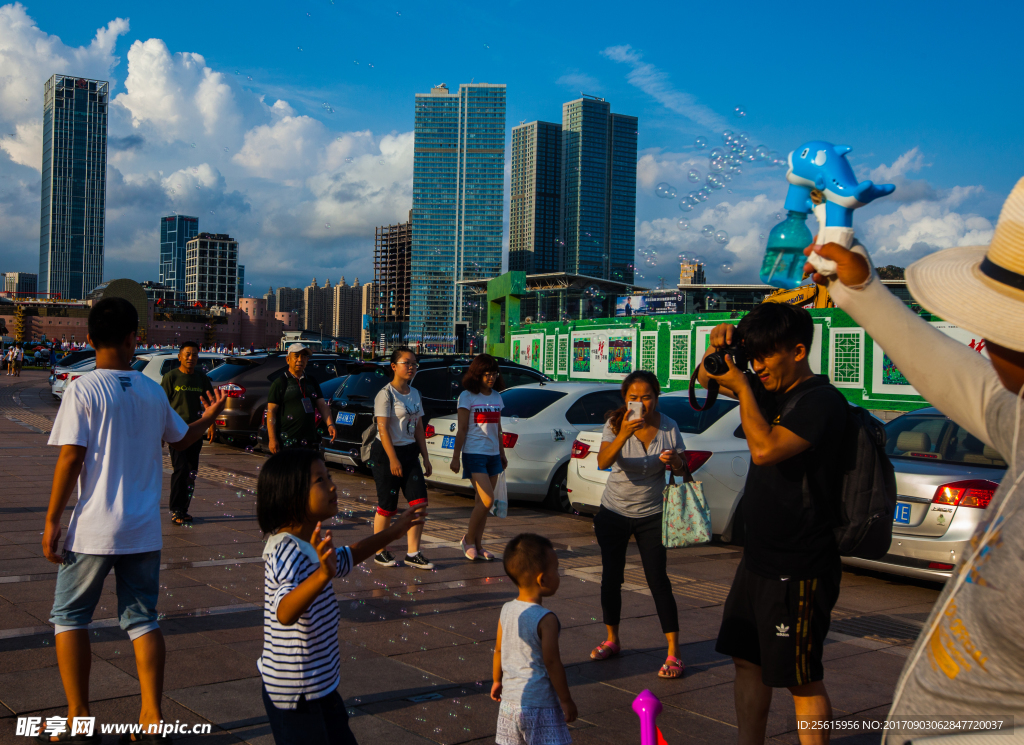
[806,178,1024,744]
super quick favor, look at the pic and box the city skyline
[0,2,1017,295]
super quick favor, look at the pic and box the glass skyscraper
[409,83,506,342]
[40,75,108,300]
[560,96,637,282]
[160,214,199,298]
[509,121,561,275]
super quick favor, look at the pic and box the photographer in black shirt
[696,303,847,744]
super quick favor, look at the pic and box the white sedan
[423,383,625,511]
[131,351,226,385]
[50,358,97,400]
[566,392,747,533]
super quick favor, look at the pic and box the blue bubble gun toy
[759,141,895,288]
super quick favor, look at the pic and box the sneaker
[404,552,435,570]
[373,550,398,567]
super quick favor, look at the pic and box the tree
[877,265,905,280]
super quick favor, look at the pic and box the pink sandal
[478,548,495,561]
[658,656,685,679]
[590,641,620,660]
[460,535,479,561]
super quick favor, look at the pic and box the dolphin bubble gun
[759,141,895,288]
[633,689,669,745]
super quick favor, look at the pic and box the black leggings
[593,506,679,634]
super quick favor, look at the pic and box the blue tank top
[498,599,560,708]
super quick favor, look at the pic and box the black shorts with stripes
[715,559,841,688]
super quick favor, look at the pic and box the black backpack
[783,388,898,559]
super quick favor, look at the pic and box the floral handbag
[661,463,712,549]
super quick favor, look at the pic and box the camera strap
[688,372,719,411]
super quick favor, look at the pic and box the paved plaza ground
[0,371,943,744]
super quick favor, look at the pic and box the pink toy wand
[632,689,669,745]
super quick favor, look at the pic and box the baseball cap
[287,342,310,355]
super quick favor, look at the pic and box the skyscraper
[275,286,304,326]
[40,75,109,300]
[560,96,637,282]
[159,214,199,297]
[264,287,277,315]
[509,121,562,275]
[184,233,239,307]
[373,217,412,343]
[331,277,362,341]
[303,278,333,336]
[409,83,506,344]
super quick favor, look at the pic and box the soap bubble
[714,230,729,244]
[694,135,708,149]
[687,168,702,183]
[678,200,693,213]
[655,182,678,199]
[707,174,724,190]
[695,188,710,201]
[687,191,701,204]
[737,131,749,145]
[720,261,734,273]
[722,130,733,143]
[768,150,781,163]
[709,157,724,173]
[676,218,690,231]
[710,147,725,159]
[734,105,746,118]
[774,212,784,221]
[755,145,768,159]
[701,224,715,238]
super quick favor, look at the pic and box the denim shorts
[50,550,162,640]
[462,452,503,480]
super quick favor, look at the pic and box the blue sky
[1,0,1021,292]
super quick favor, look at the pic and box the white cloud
[555,70,601,93]
[601,44,727,132]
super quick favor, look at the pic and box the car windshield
[207,360,262,383]
[885,413,1006,468]
[499,388,567,419]
[658,396,739,434]
[321,376,348,402]
[340,370,390,400]
[130,359,149,371]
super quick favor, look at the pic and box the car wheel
[543,464,571,513]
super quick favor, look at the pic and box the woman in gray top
[589,370,690,679]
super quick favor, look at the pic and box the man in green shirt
[267,343,336,453]
[161,341,214,525]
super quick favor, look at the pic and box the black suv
[205,353,356,444]
[323,356,551,469]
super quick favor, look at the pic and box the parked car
[131,351,226,385]
[566,391,742,522]
[205,354,355,444]
[50,358,98,400]
[842,406,1006,581]
[322,357,551,470]
[255,375,349,452]
[422,383,623,511]
[51,348,95,371]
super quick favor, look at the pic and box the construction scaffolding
[372,217,412,342]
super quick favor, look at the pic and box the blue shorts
[50,550,162,640]
[462,452,503,480]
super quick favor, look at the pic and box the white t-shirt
[48,369,189,555]
[457,389,504,456]
[374,384,423,448]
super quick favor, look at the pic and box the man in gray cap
[807,177,1024,743]
[267,343,336,453]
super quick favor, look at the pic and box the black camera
[703,342,748,377]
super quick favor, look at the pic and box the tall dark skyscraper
[39,75,109,300]
[160,214,199,297]
[560,96,637,282]
[509,121,562,275]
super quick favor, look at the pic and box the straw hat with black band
[904,176,1024,352]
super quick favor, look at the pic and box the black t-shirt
[161,368,214,423]
[739,373,847,579]
[267,371,324,445]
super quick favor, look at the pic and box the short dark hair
[736,303,814,361]
[606,369,661,435]
[462,353,504,394]
[180,341,200,353]
[88,298,139,348]
[257,449,324,535]
[503,533,555,587]
[390,346,416,365]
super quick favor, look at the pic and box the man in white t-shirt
[41,298,228,742]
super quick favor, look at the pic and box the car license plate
[337,412,356,426]
[442,436,456,449]
[894,503,912,525]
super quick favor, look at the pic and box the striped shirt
[258,532,353,708]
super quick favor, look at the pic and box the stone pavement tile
[347,712,440,744]
[158,583,253,614]
[577,702,739,745]
[88,625,218,661]
[0,579,58,605]
[557,620,622,667]
[224,722,274,745]
[0,598,53,631]
[415,608,498,642]
[361,686,499,745]
[822,640,881,662]
[166,676,267,730]
[0,544,37,561]
[337,656,456,706]
[564,668,637,717]
[825,648,907,682]
[0,656,142,714]
[355,617,475,656]
[563,592,660,623]
[158,569,209,590]
[836,584,940,613]
[109,641,256,691]
[0,558,58,577]
[224,639,263,662]
[572,640,734,699]
[0,646,57,674]
[0,530,50,545]
[661,679,798,738]
[668,558,741,583]
[391,641,495,687]
[366,584,502,616]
